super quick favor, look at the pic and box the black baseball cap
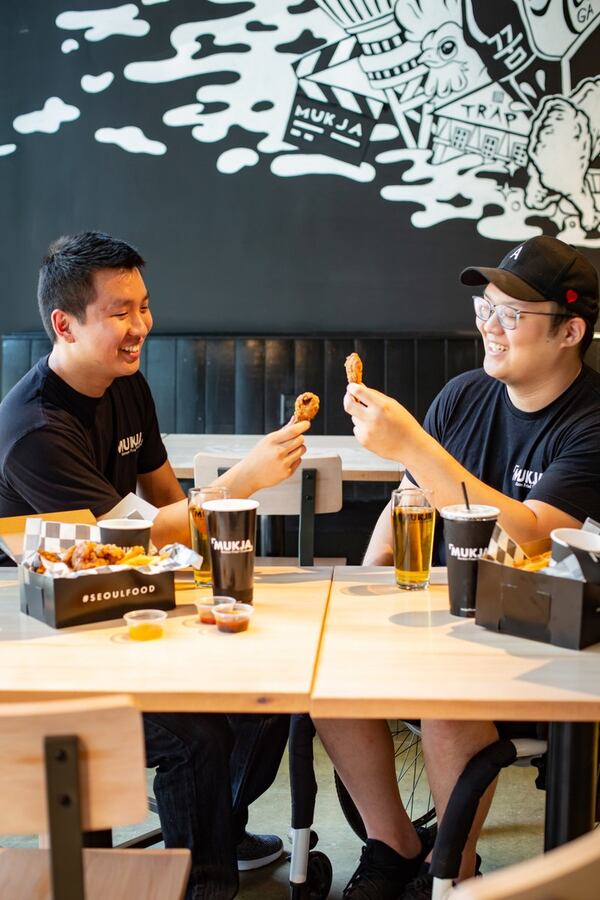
[460,236,599,325]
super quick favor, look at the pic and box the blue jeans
[143,712,290,900]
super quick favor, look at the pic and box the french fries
[118,553,154,567]
[514,552,551,572]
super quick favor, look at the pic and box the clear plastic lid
[440,504,499,521]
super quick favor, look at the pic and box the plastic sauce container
[123,609,167,641]
[194,595,234,625]
[213,602,254,634]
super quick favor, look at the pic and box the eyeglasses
[472,296,573,331]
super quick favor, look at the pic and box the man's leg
[316,718,421,857]
[421,720,499,880]
[228,713,290,839]
[228,713,290,869]
[143,712,238,900]
[316,719,429,899]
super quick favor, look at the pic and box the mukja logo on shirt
[117,432,143,456]
[210,538,254,554]
[512,464,543,489]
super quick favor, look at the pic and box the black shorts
[495,721,547,741]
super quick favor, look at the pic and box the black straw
[461,481,471,511]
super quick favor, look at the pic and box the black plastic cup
[98,518,153,552]
[203,499,259,605]
[441,505,499,617]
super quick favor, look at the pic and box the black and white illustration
[3,0,600,245]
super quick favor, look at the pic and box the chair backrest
[194,452,343,515]
[451,827,600,899]
[0,694,147,834]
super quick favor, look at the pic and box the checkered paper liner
[22,518,202,579]
[484,521,600,582]
[483,523,528,566]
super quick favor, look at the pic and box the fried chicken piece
[345,352,363,384]
[38,550,61,564]
[69,541,102,571]
[95,543,126,565]
[62,545,76,567]
[294,392,320,422]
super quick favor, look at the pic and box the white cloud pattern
[56,5,150,42]
[61,39,79,53]
[162,104,205,127]
[271,153,375,183]
[95,126,166,155]
[217,148,259,174]
[0,144,17,157]
[81,72,115,93]
[13,97,80,134]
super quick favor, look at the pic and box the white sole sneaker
[238,845,283,871]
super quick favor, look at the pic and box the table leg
[544,721,598,850]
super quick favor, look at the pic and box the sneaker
[401,854,482,900]
[400,871,433,900]
[236,831,284,871]
[343,830,433,900]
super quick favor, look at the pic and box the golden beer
[392,503,435,590]
[188,486,230,587]
[189,505,212,586]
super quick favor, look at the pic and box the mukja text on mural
[5,0,600,245]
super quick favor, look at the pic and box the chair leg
[299,469,316,566]
[45,735,86,900]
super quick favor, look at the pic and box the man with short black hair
[316,235,600,900]
[0,231,311,899]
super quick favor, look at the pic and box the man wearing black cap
[315,236,600,900]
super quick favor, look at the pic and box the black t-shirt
[419,365,600,524]
[0,356,167,520]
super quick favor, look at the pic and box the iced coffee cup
[441,505,499,617]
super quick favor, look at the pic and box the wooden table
[162,434,404,483]
[0,566,332,714]
[311,567,600,849]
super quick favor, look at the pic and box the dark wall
[1,1,599,335]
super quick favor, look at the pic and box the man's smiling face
[476,282,567,388]
[67,267,153,383]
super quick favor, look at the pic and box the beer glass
[203,498,259,604]
[392,487,435,590]
[188,486,230,587]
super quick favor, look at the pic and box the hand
[344,383,419,461]
[228,419,310,495]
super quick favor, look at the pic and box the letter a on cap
[509,245,523,261]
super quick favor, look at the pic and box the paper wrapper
[484,520,600,583]
[22,518,202,579]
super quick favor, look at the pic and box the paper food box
[0,512,200,629]
[475,521,600,650]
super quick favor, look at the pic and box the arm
[212,419,310,497]
[137,460,185,507]
[142,420,311,549]
[346,383,582,545]
[136,461,189,549]
[362,475,415,566]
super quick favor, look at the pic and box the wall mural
[4,1,600,246]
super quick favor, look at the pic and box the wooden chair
[194,451,344,565]
[451,827,600,900]
[0,695,190,900]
